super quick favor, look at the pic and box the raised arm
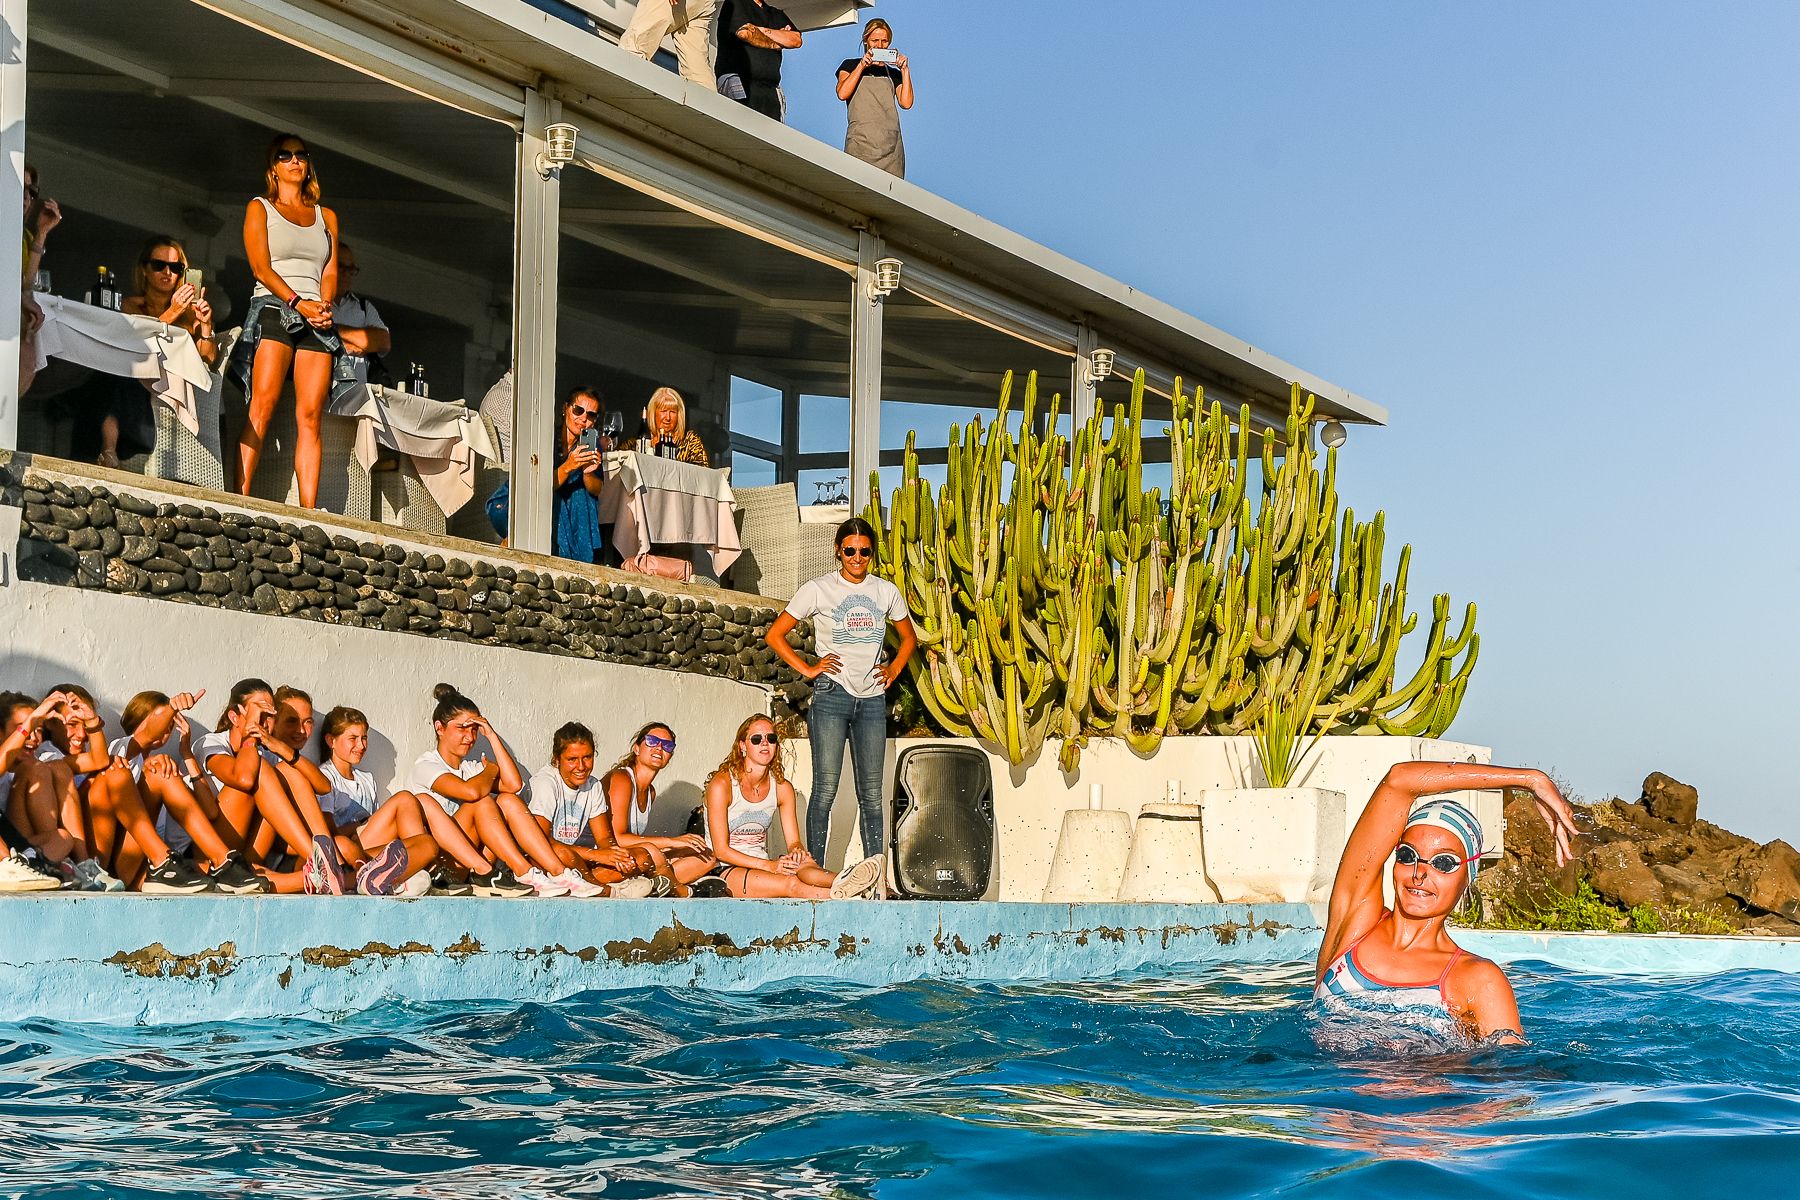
[1320,762,1574,975]
[475,716,524,795]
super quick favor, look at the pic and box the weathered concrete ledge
[0,897,1323,1025]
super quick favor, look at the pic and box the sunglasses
[570,406,599,419]
[642,734,675,753]
[747,732,779,747]
[1394,843,1481,875]
[144,259,183,274]
[274,148,310,164]
[840,546,873,559]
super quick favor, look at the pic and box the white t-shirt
[784,570,910,698]
[331,293,387,385]
[526,765,607,848]
[407,749,488,815]
[192,730,240,795]
[320,761,377,826]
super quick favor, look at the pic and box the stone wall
[0,454,816,720]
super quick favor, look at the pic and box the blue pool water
[3,962,1798,1197]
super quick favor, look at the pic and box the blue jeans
[805,678,888,866]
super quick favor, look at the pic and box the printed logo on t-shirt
[831,595,888,645]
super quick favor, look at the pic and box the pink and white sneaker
[554,869,607,898]
[520,867,572,898]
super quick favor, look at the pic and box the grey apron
[845,68,905,178]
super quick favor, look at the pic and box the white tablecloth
[31,294,212,435]
[598,450,741,573]
[327,383,500,515]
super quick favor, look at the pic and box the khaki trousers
[619,0,718,90]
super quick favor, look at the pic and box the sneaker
[0,852,63,893]
[141,855,215,894]
[398,870,434,898]
[831,854,886,900]
[355,840,411,897]
[689,875,731,899]
[303,837,343,895]
[608,875,657,899]
[521,867,572,898]
[72,859,126,892]
[471,864,531,898]
[649,874,675,897]
[320,835,353,893]
[207,853,271,895]
[553,869,607,898]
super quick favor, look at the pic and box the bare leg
[239,339,295,495]
[142,773,237,871]
[498,795,568,874]
[252,768,326,859]
[86,769,174,884]
[421,799,494,874]
[463,796,532,877]
[12,759,77,861]
[291,348,332,509]
[730,866,832,899]
[797,863,837,889]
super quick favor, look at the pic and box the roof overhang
[196,0,1385,428]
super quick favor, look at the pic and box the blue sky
[768,2,1800,841]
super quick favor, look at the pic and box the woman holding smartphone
[236,132,340,509]
[553,385,607,565]
[78,236,217,468]
[836,19,912,177]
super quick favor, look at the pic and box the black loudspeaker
[890,744,994,900]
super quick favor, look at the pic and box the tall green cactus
[864,370,1478,767]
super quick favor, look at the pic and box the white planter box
[1199,787,1347,903]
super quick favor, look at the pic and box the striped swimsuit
[1315,921,1464,1013]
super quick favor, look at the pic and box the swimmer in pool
[1315,762,1578,1042]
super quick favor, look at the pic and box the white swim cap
[1404,798,1486,880]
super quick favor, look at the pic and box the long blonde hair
[645,387,688,442]
[713,714,787,787]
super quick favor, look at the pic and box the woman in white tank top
[701,715,883,899]
[598,722,717,895]
[237,133,341,509]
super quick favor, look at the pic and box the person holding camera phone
[836,18,912,177]
[553,385,608,565]
[77,236,218,469]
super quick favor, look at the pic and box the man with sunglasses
[329,242,392,389]
[1314,761,1578,1044]
[765,517,916,889]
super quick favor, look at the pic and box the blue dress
[552,450,605,565]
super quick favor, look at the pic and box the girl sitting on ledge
[597,721,717,896]
[406,683,593,899]
[197,678,359,895]
[310,704,440,896]
[523,721,652,897]
[702,714,883,900]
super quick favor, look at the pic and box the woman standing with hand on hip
[236,133,340,508]
[764,517,915,878]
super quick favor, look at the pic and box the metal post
[1072,320,1098,434]
[779,384,799,483]
[849,230,886,511]
[0,0,29,451]
[510,85,563,555]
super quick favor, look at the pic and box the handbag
[622,553,694,583]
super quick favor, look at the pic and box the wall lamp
[1086,347,1116,385]
[536,122,579,179]
[1319,418,1347,449]
[869,257,903,302]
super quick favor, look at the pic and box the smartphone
[869,47,898,65]
[577,428,600,453]
[184,268,204,292]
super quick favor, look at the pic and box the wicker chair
[136,326,240,491]
[730,482,803,599]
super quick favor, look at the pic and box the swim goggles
[1394,843,1483,874]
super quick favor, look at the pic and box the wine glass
[31,270,51,294]
[601,410,624,451]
